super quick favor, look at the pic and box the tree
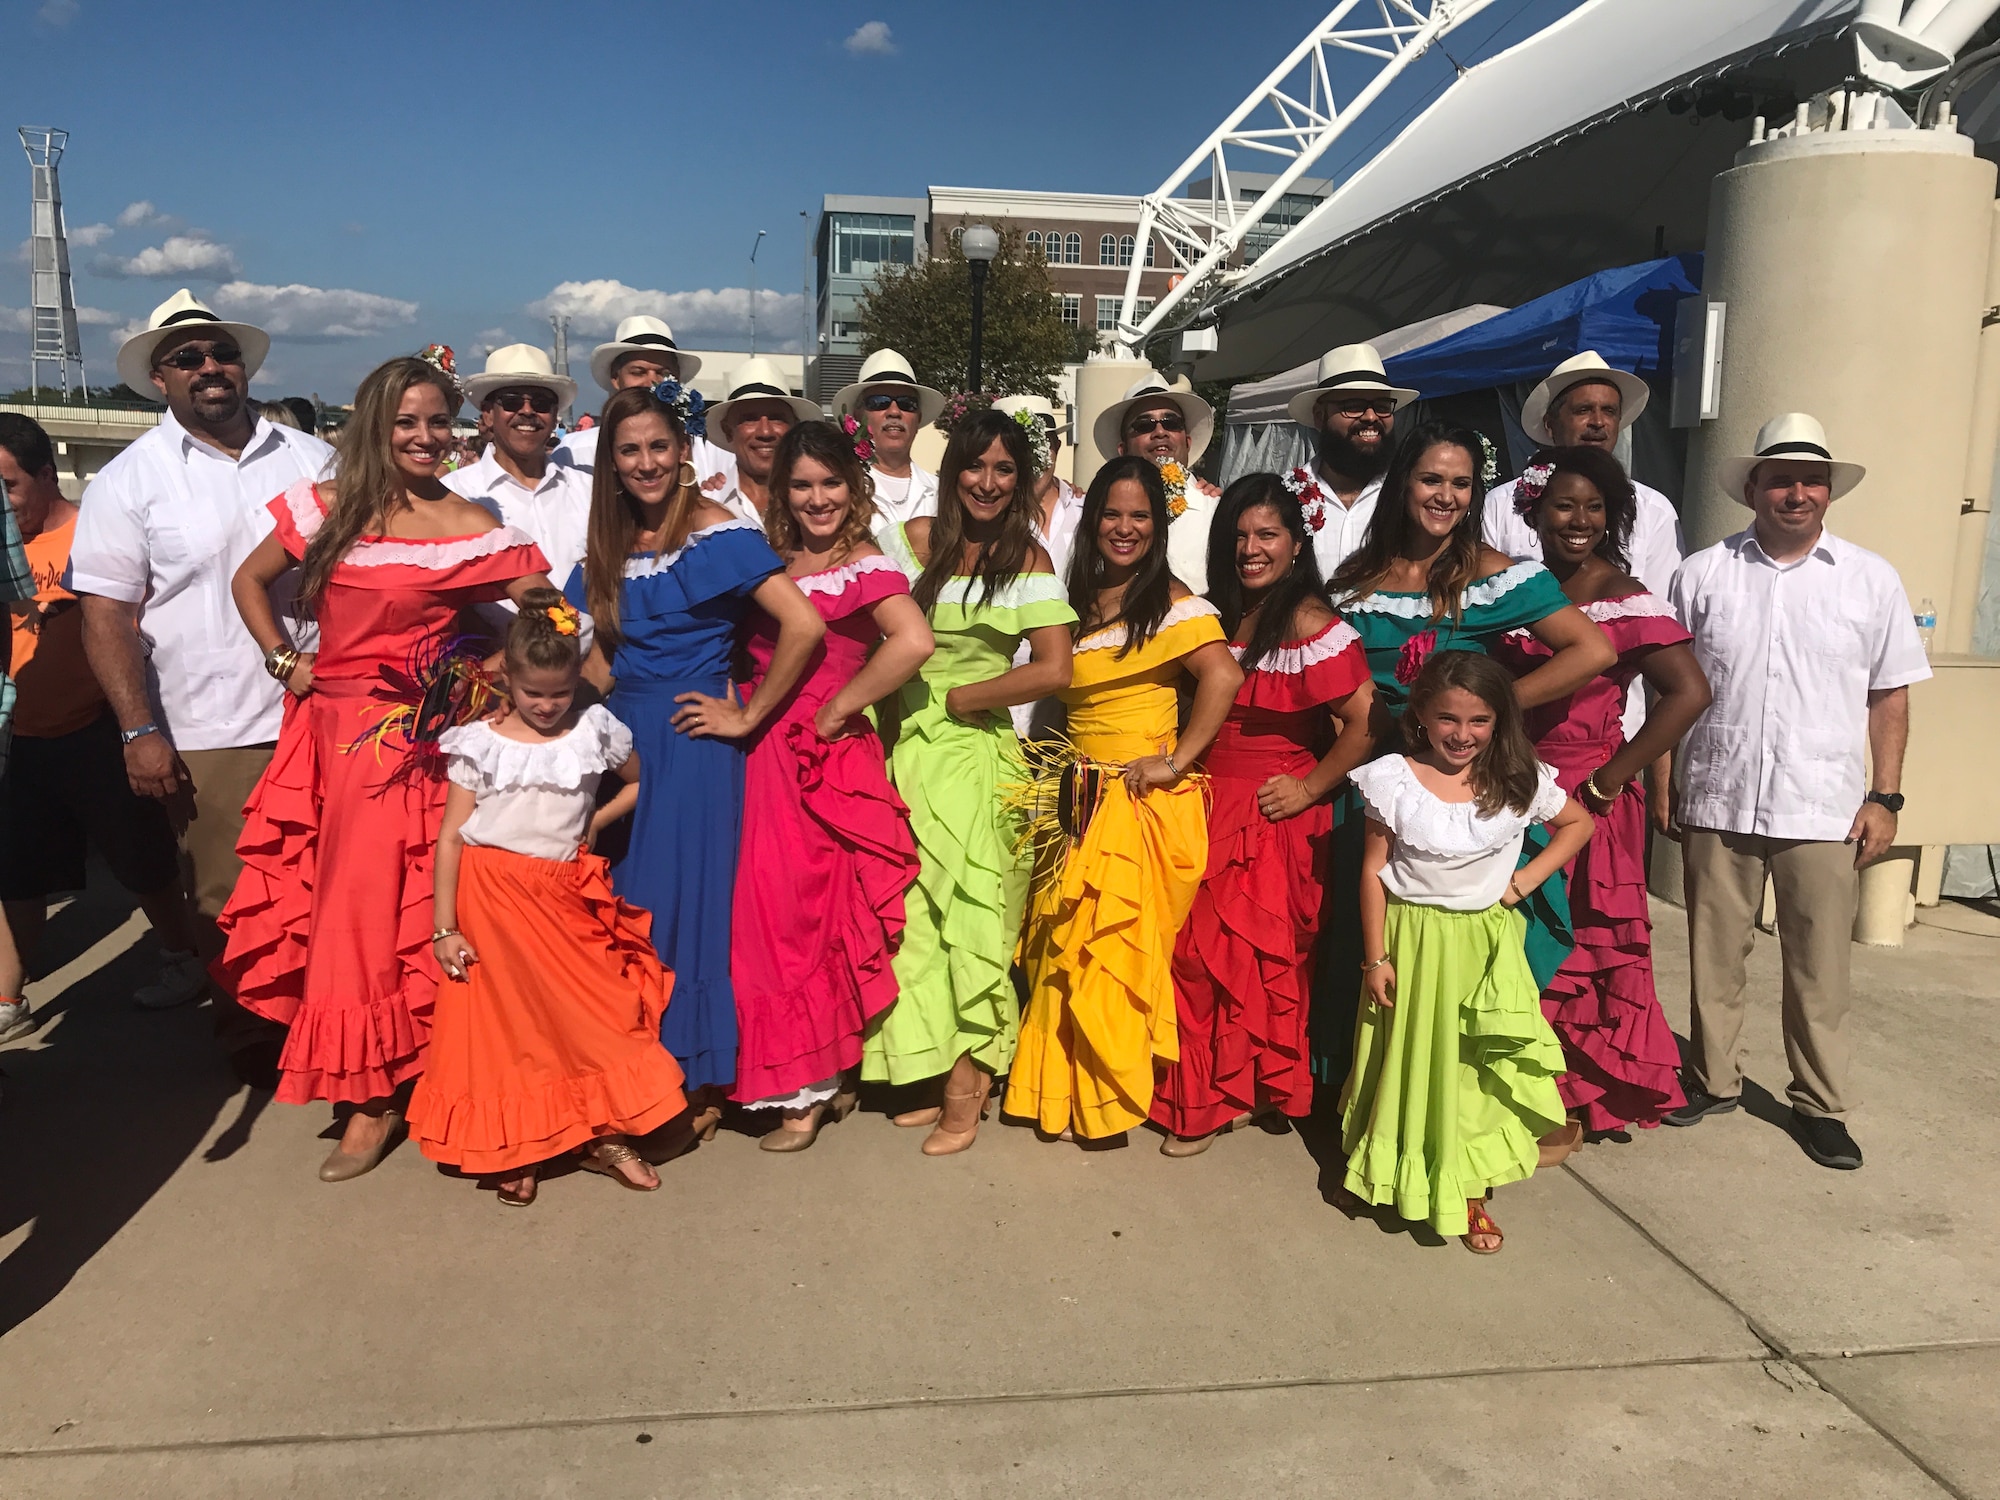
[857,227,1074,402]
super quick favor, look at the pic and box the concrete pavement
[0,874,1992,1498]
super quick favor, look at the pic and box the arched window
[1144,236,1156,267]
[1118,234,1135,267]
[1064,231,1082,264]
[950,226,963,248]
[1099,233,1117,265]
[1025,230,1042,257]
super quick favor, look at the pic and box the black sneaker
[1793,1112,1862,1170]
[1664,1089,1739,1127]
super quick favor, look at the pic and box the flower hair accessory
[1281,464,1331,532]
[839,413,875,465]
[653,378,707,440]
[1512,460,1555,518]
[1476,431,1500,485]
[416,344,461,401]
[1155,458,1189,519]
[1011,408,1052,474]
[543,600,580,636]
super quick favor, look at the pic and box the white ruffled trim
[1074,595,1219,655]
[441,704,632,793]
[794,552,908,598]
[622,519,763,579]
[930,570,1068,611]
[1342,561,1547,617]
[1581,592,1676,623]
[1350,754,1564,857]
[281,480,539,570]
[282,479,323,540]
[739,1076,841,1112]
[1230,618,1360,673]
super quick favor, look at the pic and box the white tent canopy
[1223,304,1508,425]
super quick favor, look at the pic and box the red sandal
[1462,1199,1504,1255]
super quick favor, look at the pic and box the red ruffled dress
[729,553,920,1107]
[1494,591,1690,1131]
[213,480,547,1106]
[1152,617,1369,1136]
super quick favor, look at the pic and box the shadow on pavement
[0,870,242,1337]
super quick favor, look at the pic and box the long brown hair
[1067,455,1174,657]
[910,408,1040,615]
[1329,420,1490,625]
[764,420,876,562]
[1206,472,1331,673]
[582,386,696,652]
[299,357,458,604]
[1403,650,1540,817]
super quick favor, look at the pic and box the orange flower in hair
[545,601,580,636]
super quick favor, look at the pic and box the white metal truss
[1116,0,1498,351]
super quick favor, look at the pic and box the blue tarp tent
[1384,254,1703,399]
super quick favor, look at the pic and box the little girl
[406,590,688,1207]
[1339,650,1592,1254]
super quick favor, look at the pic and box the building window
[1059,294,1081,327]
[1118,234,1135,267]
[1144,236,1155,268]
[1063,231,1082,264]
[1135,297,1155,319]
[831,212,916,276]
[1098,233,1117,265]
[1096,296,1122,332]
[1025,230,1042,257]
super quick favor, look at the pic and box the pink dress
[729,553,920,1107]
[1495,591,1690,1131]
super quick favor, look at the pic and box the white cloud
[844,20,895,55]
[528,279,804,350]
[208,281,419,340]
[68,222,113,248]
[0,303,122,331]
[117,201,167,229]
[470,327,510,358]
[39,0,78,25]
[94,233,241,281]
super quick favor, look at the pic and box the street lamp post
[960,223,1000,394]
[748,228,767,355]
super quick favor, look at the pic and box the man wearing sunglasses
[833,349,947,535]
[1092,370,1220,592]
[70,289,334,1081]
[445,344,592,596]
[1283,344,1419,577]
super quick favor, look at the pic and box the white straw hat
[705,357,822,433]
[115,288,270,392]
[461,344,579,410]
[588,315,701,392]
[1521,351,1650,443]
[832,348,946,426]
[1717,412,1866,505]
[1092,370,1213,463]
[1284,343,1418,427]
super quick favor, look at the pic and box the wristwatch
[1865,790,1905,814]
[120,723,161,745]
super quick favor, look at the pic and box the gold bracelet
[1583,772,1615,803]
[1359,954,1391,974]
[264,644,299,683]
[431,928,460,942]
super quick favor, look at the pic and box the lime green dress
[862,526,1077,1085]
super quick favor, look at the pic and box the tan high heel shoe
[761,1102,827,1153]
[319,1108,401,1183]
[922,1069,993,1156]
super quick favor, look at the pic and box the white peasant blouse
[1349,753,1568,911]
[440,704,634,862]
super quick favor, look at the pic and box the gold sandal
[578,1138,660,1191]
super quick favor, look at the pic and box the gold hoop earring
[678,461,697,490]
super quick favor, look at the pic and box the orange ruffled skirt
[406,844,688,1174]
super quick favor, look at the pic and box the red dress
[1494,592,1690,1131]
[729,554,919,1105]
[213,480,547,1106]
[1152,617,1369,1136]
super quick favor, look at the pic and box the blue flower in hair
[654,377,707,440]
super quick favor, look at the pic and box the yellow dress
[1006,598,1226,1138]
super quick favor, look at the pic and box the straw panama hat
[1521,350,1651,443]
[116,288,271,392]
[1717,412,1866,504]
[833,349,946,426]
[588,315,702,392]
[1284,343,1419,427]
[705,357,822,433]
[1093,370,1214,463]
[462,344,579,410]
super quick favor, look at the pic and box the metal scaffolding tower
[19,127,88,400]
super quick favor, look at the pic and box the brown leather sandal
[579,1138,660,1191]
[1462,1199,1504,1255]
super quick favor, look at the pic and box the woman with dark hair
[216,354,554,1179]
[1493,446,1711,1150]
[1150,475,1375,1155]
[865,409,1075,1155]
[566,386,824,1140]
[728,421,934,1151]
[1312,421,1615,1091]
[1005,456,1242,1144]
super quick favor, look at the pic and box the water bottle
[1915,597,1937,659]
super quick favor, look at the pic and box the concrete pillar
[1072,351,1144,493]
[1946,201,2000,652]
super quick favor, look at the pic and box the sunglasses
[1126,413,1186,436]
[1326,398,1394,419]
[157,343,244,371]
[863,393,920,414]
[491,390,558,415]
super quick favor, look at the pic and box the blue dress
[564,519,783,1092]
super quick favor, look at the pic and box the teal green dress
[862,526,1077,1085]
[1312,562,1578,1089]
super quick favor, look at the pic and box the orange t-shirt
[11,513,107,738]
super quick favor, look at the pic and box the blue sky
[0,0,1575,399]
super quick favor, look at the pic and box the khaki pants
[173,744,276,1055]
[1681,826,1858,1119]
